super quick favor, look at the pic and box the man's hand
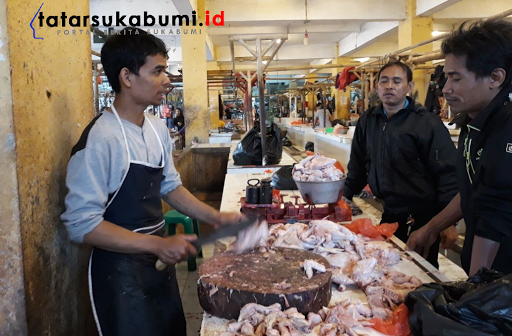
[406,224,438,259]
[440,225,458,249]
[213,212,246,229]
[155,234,197,265]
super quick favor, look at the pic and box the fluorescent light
[354,57,370,63]
[262,60,268,64]
[431,31,446,37]
[276,39,282,44]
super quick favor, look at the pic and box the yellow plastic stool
[164,210,202,271]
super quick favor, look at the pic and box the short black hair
[316,102,323,107]
[377,61,413,83]
[101,27,168,93]
[441,19,512,88]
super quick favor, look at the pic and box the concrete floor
[176,243,215,336]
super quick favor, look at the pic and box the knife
[155,215,259,271]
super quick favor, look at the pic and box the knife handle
[154,240,202,271]
[155,259,167,271]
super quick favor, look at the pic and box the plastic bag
[370,303,411,336]
[271,165,298,190]
[345,218,398,239]
[336,199,352,221]
[233,123,283,165]
[406,268,512,336]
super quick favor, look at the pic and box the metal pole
[246,71,253,131]
[93,64,99,116]
[256,38,268,166]
[289,95,293,117]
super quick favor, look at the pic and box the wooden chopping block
[197,247,332,319]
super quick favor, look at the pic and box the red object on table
[345,218,398,238]
[369,303,411,336]
[336,199,352,221]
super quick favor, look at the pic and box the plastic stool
[164,210,203,271]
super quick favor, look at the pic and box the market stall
[198,169,466,335]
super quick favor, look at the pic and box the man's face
[129,54,170,106]
[376,65,414,107]
[442,54,495,117]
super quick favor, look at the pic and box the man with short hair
[407,20,512,275]
[343,61,459,268]
[314,101,333,128]
[61,28,243,335]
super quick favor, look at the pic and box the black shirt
[173,115,184,131]
[456,85,512,274]
[344,97,458,213]
[224,108,232,119]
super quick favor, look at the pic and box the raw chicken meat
[301,259,327,279]
[235,219,269,253]
[307,312,323,328]
[230,218,424,334]
[331,268,356,288]
[324,253,351,271]
[293,154,345,182]
[227,302,368,336]
[351,258,383,287]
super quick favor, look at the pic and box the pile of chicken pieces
[292,154,345,182]
[222,219,422,335]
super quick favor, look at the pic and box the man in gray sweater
[61,28,242,336]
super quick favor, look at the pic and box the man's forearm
[469,235,500,276]
[83,220,162,254]
[163,186,220,225]
[429,193,463,235]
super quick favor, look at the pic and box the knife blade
[155,215,259,271]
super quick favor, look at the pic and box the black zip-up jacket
[457,85,512,274]
[344,97,458,213]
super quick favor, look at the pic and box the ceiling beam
[349,42,398,58]
[205,0,406,23]
[339,22,399,56]
[207,23,362,36]
[172,0,195,14]
[216,43,336,62]
[434,0,512,19]
[308,59,333,73]
[417,0,462,17]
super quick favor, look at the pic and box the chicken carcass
[351,258,383,287]
[293,154,345,182]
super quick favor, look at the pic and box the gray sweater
[61,111,182,243]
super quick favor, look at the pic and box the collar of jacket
[370,97,419,116]
[467,83,512,131]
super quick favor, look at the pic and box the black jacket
[344,97,458,213]
[457,85,512,274]
[173,115,184,131]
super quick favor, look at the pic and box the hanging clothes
[337,66,357,91]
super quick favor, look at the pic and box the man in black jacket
[407,20,512,275]
[343,61,459,268]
